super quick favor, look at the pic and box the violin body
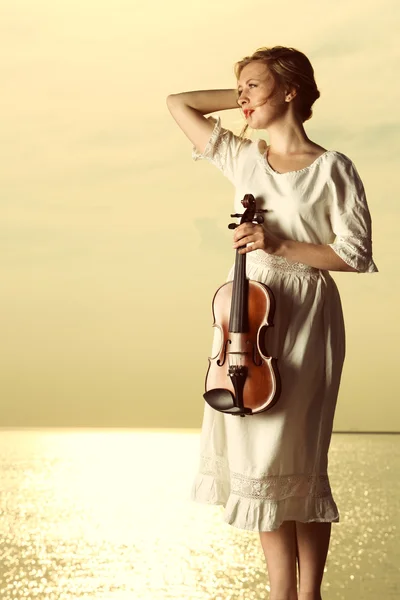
[205,280,280,415]
[203,194,281,417]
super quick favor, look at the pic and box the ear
[285,86,298,102]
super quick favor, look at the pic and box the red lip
[244,109,254,118]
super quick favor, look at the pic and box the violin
[203,194,281,417]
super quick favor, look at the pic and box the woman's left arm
[277,239,358,271]
[233,226,358,271]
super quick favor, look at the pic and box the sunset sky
[1,0,398,430]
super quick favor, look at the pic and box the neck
[265,119,311,155]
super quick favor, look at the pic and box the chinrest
[203,389,252,415]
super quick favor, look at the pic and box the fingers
[233,224,265,253]
[233,235,253,249]
[233,239,259,254]
[233,222,258,242]
[236,243,257,254]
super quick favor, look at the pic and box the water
[0,429,398,599]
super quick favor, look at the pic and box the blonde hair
[234,46,321,147]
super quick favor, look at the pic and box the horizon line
[0,427,399,435]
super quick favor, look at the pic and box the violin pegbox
[228,194,268,229]
[241,193,256,217]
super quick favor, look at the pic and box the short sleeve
[328,156,378,273]
[191,115,252,185]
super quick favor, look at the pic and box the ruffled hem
[190,473,340,532]
[190,472,230,505]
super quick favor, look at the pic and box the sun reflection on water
[0,429,398,599]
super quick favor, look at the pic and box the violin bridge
[227,332,251,355]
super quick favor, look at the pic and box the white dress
[190,116,378,532]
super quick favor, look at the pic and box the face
[236,61,289,129]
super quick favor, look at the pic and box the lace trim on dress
[198,454,332,500]
[191,116,226,169]
[247,249,320,276]
[230,472,332,500]
[198,453,228,479]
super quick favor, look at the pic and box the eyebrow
[237,78,260,89]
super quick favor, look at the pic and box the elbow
[333,254,358,272]
[329,247,362,272]
[344,264,359,273]
[166,94,180,105]
[339,258,359,272]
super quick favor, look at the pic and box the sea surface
[0,429,398,600]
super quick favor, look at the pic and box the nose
[237,91,249,107]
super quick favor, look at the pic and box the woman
[166,46,378,600]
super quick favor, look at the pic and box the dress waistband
[246,249,320,276]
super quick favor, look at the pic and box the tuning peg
[228,223,238,230]
[253,215,264,224]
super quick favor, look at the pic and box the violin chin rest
[203,389,252,415]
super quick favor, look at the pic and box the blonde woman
[167,46,378,600]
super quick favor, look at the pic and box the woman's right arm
[166,89,239,155]
[167,89,239,115]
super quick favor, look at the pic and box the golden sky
[1,0,398,430]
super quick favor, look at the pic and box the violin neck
[229,250,249,333]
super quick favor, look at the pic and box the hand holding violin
[232,222,284,255]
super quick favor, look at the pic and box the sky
[1,0,399,430]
